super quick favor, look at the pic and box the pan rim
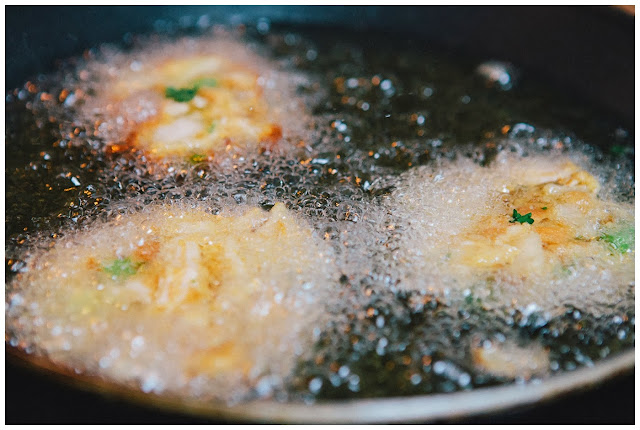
[4,6,635,422]
[6,346,634,423]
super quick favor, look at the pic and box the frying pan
[5,5,634,423]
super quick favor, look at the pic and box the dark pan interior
[5,5,634,424]
[6,6,634,122]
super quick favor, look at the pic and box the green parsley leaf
[189,153,206,164]
[164,77,217,103]
[165,86,199,102]
[102,257,142,280]
[600,226,634,253]
[464,294,480,305]
[509,209,534,224]
[192,77,218,88]
[610,144,627,155]
[207,122,217,133]
[542,206,548,210]
[462,291,489,315]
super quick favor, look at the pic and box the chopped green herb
[464,294,478,305]
[189,153,206,164]
[509,209,534,224]
[192,77,218,88]
[553,264,575,277]
[165,86,199,102]
[542,207,548,210]
[164,77,217,103]
[463,291,489,315]
[600,226,634,253]
[610,145,627,155]
[102,257,142,280]
[207,122,217,133]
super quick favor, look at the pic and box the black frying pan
[5,5,634,423]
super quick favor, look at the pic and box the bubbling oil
[5,22,634,404]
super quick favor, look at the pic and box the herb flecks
[610,144,628,155]
[509,209,534,224]
[102,257,142,280]
[189,153,207,164]
[600,226,634,253]
[192,77,218,88]
[165,86,199,102]
[165,77,218,103]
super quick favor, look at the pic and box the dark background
[6,5,634,123]
[5,5,635,424]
